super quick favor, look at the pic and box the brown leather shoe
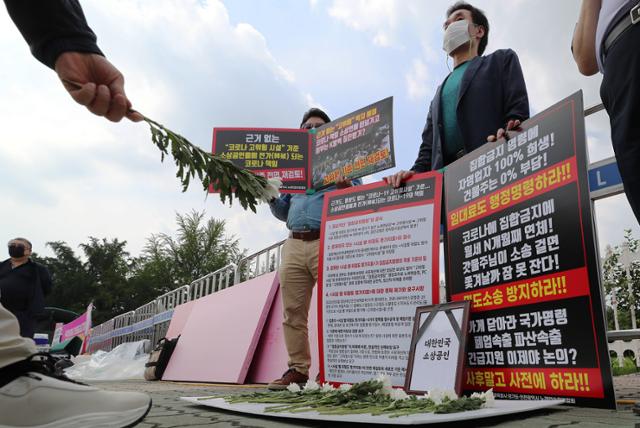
[267,369,308,390]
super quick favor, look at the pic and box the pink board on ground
[165,300,196,340]
[246,282,319,384]
[162,272,279,384]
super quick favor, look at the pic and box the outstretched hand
[55,52,143,122]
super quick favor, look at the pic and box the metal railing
[237,240,285,282]
[86,240,287,352]
[189,264,237,300]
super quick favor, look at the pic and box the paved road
[95,374,640,428]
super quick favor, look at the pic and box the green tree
[80,237,134,323]
[30,211,243,325]
[602,229,640,330]
[33,241,93,316]
[139,210,243,287]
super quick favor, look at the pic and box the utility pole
[620,243,637,330]
[611,288,620,331]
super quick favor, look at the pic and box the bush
[611,356,639,376]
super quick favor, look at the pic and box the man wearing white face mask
[385,1,529,187]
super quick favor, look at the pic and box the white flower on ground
[321,383,335,392]
[338,383,352,391]
[374,374,393,395]
[302,379,320,392]
[286,383,301,393]
[427,388,458,405]
[389,388,410,401]
[470,389,495,408]
[482,389,495,408]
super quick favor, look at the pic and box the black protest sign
[444,91,615,408]
[311,97,395,189]
[212,128,311,193]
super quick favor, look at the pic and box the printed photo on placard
[212,128,311,193]
[318,171,442,387]
[311,97,395,189]
[443,91,615,409]
[405,301,470,396]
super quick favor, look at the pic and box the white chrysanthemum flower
[427,388,444,405]
[321,383,335,392]
[302,379,320,392]
[286,383,301,393]
[469,389,494,407]
[442,390,458,401]
[427,388,456,404]
[260,178,282,202]
[338,383,352,391]
[482,389,495,408]
[389,388,409,401]
[374,374,393,395]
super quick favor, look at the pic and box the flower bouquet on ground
[197,375,494,418]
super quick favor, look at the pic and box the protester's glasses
[301,123,324,130]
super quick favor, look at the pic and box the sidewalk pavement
[95,373,640,428]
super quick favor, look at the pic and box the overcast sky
[1,0,637,263]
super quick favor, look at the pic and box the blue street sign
[588,156,624,200]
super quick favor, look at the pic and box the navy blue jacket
[4,0,102,69]
[0,259,53,338]
[411,49,529,172]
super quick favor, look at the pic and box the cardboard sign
[61,304,92,353]
[212,128,311,193]
[443,91,615,408]
[211,98,395,192]
[318,172,442,386]
[312,97,395,189]
[405,301,470,396]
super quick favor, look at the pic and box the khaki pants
[0,302,36,369]
[279,238,319,376]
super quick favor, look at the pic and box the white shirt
[595,0,629,72]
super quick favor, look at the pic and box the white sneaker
[0,357,151,428]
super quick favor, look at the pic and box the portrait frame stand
[405,301,471,396]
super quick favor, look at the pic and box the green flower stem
[142,115,268,212]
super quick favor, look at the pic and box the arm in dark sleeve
[4,0,103,69]
[501,49,530,125]
[410,104,434,173]
[269,194,292,222]
[38,265,53,297]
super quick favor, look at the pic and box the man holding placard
[267,108,360,389]
[572,0,640,225]
[386,1,529,186]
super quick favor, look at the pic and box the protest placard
[443,91,615,408]
[405,301,470,396]
[212,128,311,193]
[312,97,394,189]
[318,172,442,386]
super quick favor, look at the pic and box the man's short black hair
[446,1,489,56]
[11,237,32,249]
[300,108,331,127]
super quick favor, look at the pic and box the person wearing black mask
[0,238,52,338]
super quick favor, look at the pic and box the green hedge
[611,356,639,376]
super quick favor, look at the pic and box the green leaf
[140,115,268,211]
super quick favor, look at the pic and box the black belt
[289,230,320,241]
[602,1,640,62]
